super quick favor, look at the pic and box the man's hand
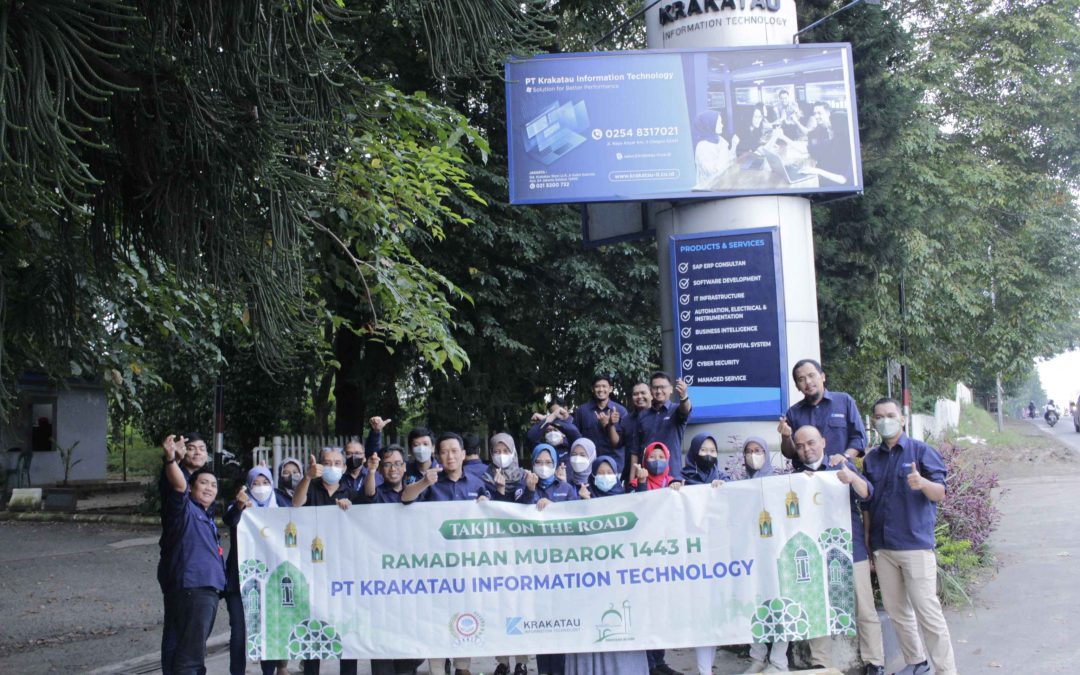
[555,406,571,421]
[305,454,323,480]
[595,410,611,427]
[836,462,856,485]
[610,409,621,425]
[711,479,724,488]
[536,498,552,512]
[236,485,251,510]
[424,466,442,486]
[369,416,391,433]
[366,453,380,473]
[777,416,792,438]
[555,464,567,483]
[578,483,591,499]
[530,412,545,424]
[828,454,847,467]
[675,379,689,401]
[161,434,182,462]
[476,495,489,503]
[844,448,860,461]
[907,462,924,491]
[335,498,351,511]
[524,471,538,491]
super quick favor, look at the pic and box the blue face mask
[594,474,618,492]
[647,459,668,475]
[322,466,344,485]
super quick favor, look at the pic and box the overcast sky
[1037,349,1080,406]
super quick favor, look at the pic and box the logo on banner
[506,615,582,636]
[450,612,485,646]
[595,600,634,643]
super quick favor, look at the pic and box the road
[1029,412,1080,453]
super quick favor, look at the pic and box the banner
[505,44,862,204]
[236,474,857,661]
[671,228,787,422]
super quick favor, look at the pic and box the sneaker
[763,664,788,673]
[513,665,528,675]
[494,665,510,675]
[896,662,931,675]
[742,659,767,674]
[652,667,683,675]
[864,665,885,675]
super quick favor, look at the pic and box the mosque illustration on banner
[237,520,343,662]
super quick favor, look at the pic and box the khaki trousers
[874,549,957,675]
[806,560,882,668]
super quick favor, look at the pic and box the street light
[793,0,882,43]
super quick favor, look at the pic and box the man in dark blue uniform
[779,359,866,463]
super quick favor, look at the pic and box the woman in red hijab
[631,442,683,491]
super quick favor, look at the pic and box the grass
[107,434,163,478]
[952,404,1033,449]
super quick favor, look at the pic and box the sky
[1037,349,1080,406]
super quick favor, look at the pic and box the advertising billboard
[506,44,861,205]
[670,228,787,422]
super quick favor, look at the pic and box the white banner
[236,473,857,661]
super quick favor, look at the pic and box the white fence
[253,435,353,473]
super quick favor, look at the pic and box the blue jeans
[170,587,220,675]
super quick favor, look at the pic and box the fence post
[272,436,282,477]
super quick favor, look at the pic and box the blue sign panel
[506,44,862,205]
[670,228,787,422]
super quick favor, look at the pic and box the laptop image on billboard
[762,150,815,184]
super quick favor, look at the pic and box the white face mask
[322,466,344,484]
[534,464,555,480]
[569,455,591,473]
[594,474,618,492]
[804,456,823,471]
[250,485,273,502]
[544,431,564,446]
[412,445,433,463]
[875,417,902,440]
[492,453,513,469]
[747,453,765,471]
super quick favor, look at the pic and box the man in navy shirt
[615,381,652,483]
[361,445,409,504]
[792,426,883,675]
[779,359,866,463]
[526,397,581,463]
[632,371,691,481]
[161,436,226,675]
[862,398,956,675]
[572,374,629,471]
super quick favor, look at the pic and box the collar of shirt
[799,388,834,408]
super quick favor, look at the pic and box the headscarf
[589,456,624,496]
[246,466,277,508]
[277,457,303,497]
[531,443,558,489]
[695,110,721,144]
[483,433,526,486]
[683,432,726,485]
[567,437,597,487]
[742,436,775,478]
[642,441,673,490]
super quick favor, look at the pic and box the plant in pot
[45,439,81,512]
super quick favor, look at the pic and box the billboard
[506,44,862,205]
[671,228,787,422]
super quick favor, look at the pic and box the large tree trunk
[333,330,400,438]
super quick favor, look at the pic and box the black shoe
[653,666,682,675]
[494,666,510,675]
[864,666,885,675]
[513,665,528,675]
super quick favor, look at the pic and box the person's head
[246,466,274,505]
[182,432,208,470]
[813,102,832,128]
[278,458,302,490]
[568,438,596,475]
[644,442,670,475]
[462,432,482,459]
[546,396,566,414]
[751,107,764,127]
[531,444,557,480]
[649,371,674,405]
[344,439,365,473]
[436,432,465,472]
[378,445,406,487]
[490,433,518,470]
[1048,399,1055,406]
[695,110,721,143]
[688,433,719,472]
[791,359,825,401]
[742,436,770,474]
[778,90,790,104]
[592,456,620,492]
[592,375,613,403]
[407,427,435,464]
[543,424,566,447]
[188,467,218,509]
[793,425,825,467]
[319,447,346,485]
[631,382,652,411]
[871,397,906,442]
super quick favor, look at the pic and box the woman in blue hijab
[517,443,579,509]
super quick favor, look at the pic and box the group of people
[157,363,956,675]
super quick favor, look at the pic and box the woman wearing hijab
[631,442,682,492]
[484,433,527,504]
[566,438,597,499]
[682,432,730,487]
[518,444,579,509]
[224,467,290,675]
[740,436,788,673]
[276,457,303,504]
[693,110,740,190]
[586,456,625,498]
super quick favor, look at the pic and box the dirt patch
[949,421,1078,478]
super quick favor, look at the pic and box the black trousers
[170,587,220,675]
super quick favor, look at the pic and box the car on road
[1075,394,1080,432]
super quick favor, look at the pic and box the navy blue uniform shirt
[363,482,405,504]
[635,400,690,479]
[785,389,867,458]
[862,434,947,551]
[423,471,491,502]
[516,478,580,505]
[162,489,226,592]
[302,481,356,506]
[573,400,629,469]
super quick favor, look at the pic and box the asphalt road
[1029,412,1080,453]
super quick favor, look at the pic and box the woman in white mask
[566,438,597,498]
[483,432,526,502]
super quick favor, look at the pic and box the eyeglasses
[382,461,405,469]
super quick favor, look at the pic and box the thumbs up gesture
[305,454,323,480]
[369,416,391,432]
[906,462,923,491]
[424,466,442,486]
[836,461,855,485]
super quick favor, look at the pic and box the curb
[0,510,160,526]
[86,631,230,674]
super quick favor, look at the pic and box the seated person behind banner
[402,426,439,485]
[565,438,597,499]
[485,433,526,502]
[462,431,490,479]
[160,437,226,675]
[693,110,740,190]
[342,437,377,495]
[276,458,302,504]
[631,442,683,492]
[360,445,409,504]
[225,468,290,675]
[585,456,625,498]
[804,102,851,186]
[518,443,580,510]
[527,397,581,464]
[681,433,729,489]
[792,425,882,673]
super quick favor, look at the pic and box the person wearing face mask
[587,456,625,497]
[631,442,683,492]
[741,436,775,479]
[791,425,882,675]
[403,426,440,486]
[572,375,630,471]
[526,397,581,465]
[862,398,954,675]
[342,438,381,495]
[778,359,866,464]
[483,433,526,503]
[681,433,729,489]
[276,458,303,503]
[224,468,290,675]
[517,444,579,511]
[156,432,209,675]
[565,438,598,499]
